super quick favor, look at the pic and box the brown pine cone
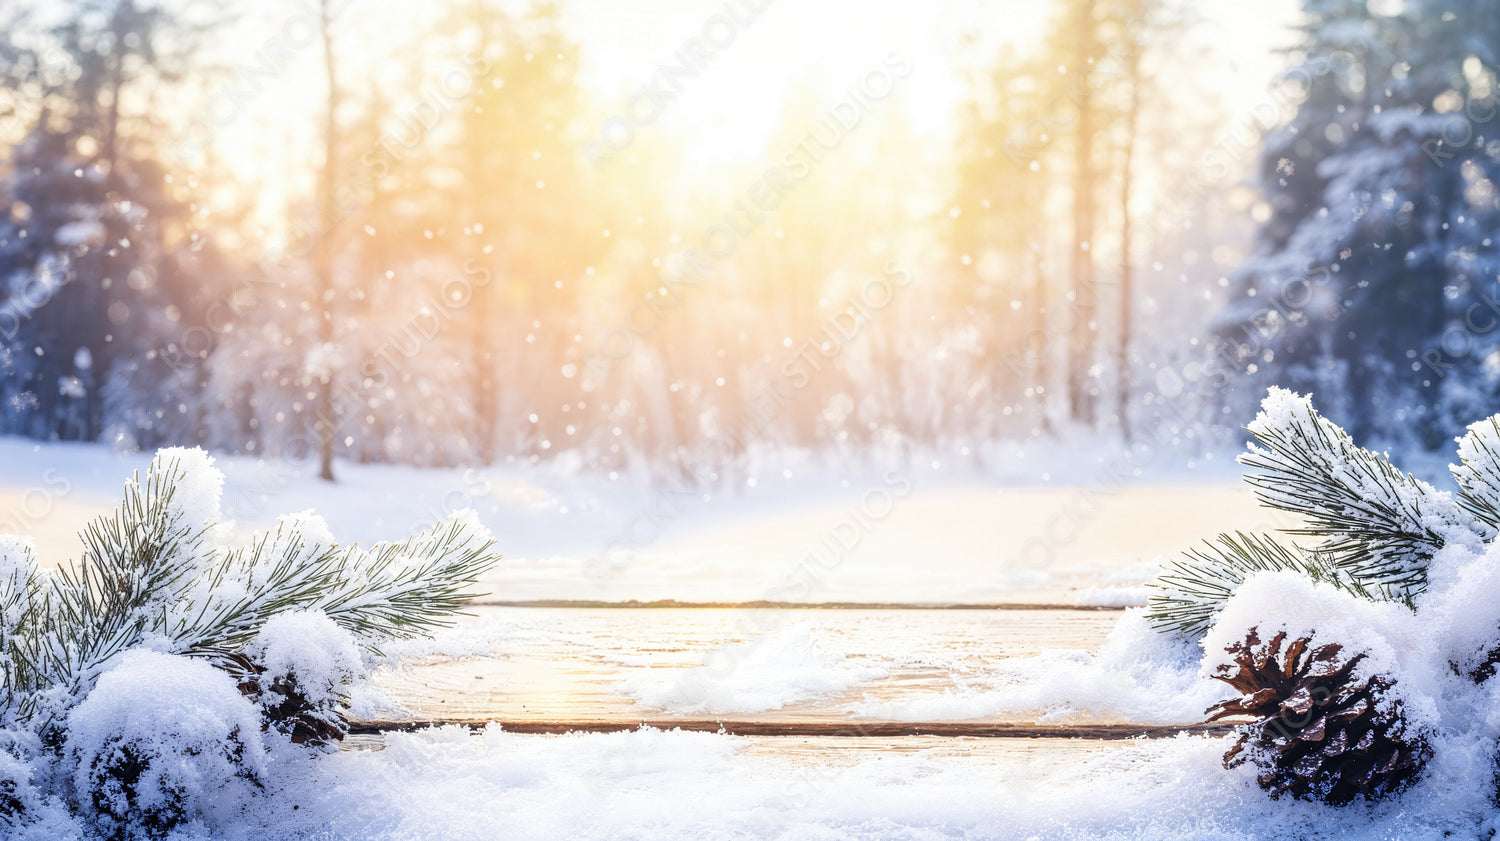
[1206,628,1431,805]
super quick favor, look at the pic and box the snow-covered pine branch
[170,510,496,660]
[1148,388,1494,640]
[1452,415,1500,529]
[0,538,42,720]
[304,511,496,651]
[2,447,500,735]
[1237,387,1488,598]
[22,452,219,728]
[1145,531,1376,639]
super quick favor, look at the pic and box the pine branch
[307,513,497,653]
[21,455,213,729]
[164,514,349,658]
[169,512,497,659]
[1453,414,1500,528]
[1237,388,1487,599]
[1146,531,1379,639]
[0,538,44,721]
[4,447,499,735]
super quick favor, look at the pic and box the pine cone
[221,653,347,748]
[1206,628,1431,805]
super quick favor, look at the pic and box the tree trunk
[469,1,498,464]
[1068,0,1098,426]
[314,0,339,482]
[102,4,126,181]
[1031,247,1053,435]
[1117,45,1142,444]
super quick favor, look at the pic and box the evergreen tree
[1217,0,1500,448]
[0,0,223,446]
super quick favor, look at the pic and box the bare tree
[313,0,340,481]
[1116,14,1143,443]
[1068,0,1100,426]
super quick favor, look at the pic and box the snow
[0,436,1254,606]
[854,610,1228,725]
[246,611,363,713]
[148,445,226,537]
[619,623,885,715]
[3,707,1498,839]
[51,219,105,247]
[303,342,340,382]
[26,723,1482,840]
[1420,540,1500,682]
[1200,572,1422,684]
[0,535,35,601]
[1073,585,1150,607]
[64,649,268,835]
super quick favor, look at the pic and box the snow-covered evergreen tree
[1217,0,1500,448]
[0,1,223,447]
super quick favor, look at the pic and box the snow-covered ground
[0,436,1273,605]
[247,725,1499,841]
[14,722,1491,840]
[16,435,1487,840]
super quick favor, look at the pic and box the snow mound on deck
[1074,585,1151,607]
[853,609,1227,723]
[619,624,885,715]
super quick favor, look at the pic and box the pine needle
[1147,388,1487,641]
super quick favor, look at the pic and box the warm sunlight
[9,0,1500,837]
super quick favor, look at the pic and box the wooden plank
[341,734,1167,774]
[473,600,1128,611]
[347,719,1229,739]
[355,606,1137,731]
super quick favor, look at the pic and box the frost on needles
[1147,387,1492,640]
[0,447,499,835]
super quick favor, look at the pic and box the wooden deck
[350,605,1217,750]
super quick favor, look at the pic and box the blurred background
[0,0,1496,489]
